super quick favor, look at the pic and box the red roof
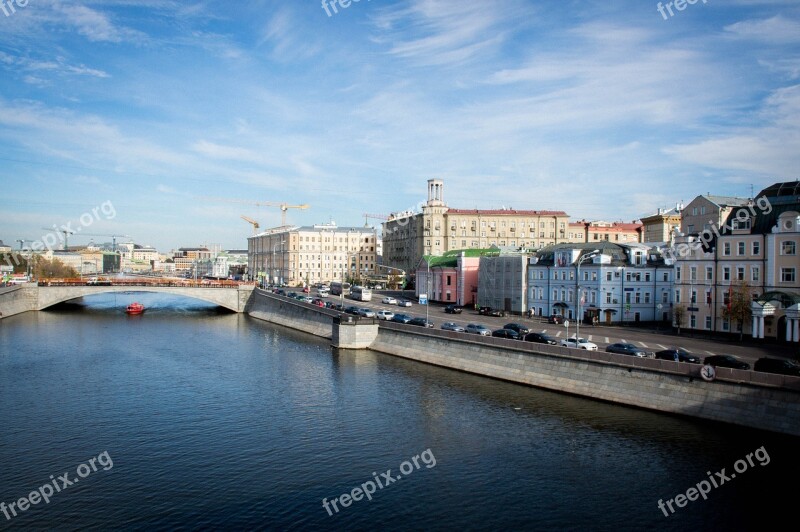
[446,209,568,216]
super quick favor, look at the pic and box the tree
[673,304,686,336]
[34,257,78,279]
[722,281,754,341]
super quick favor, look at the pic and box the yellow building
[248,223,378,286]
[383,179,570,275]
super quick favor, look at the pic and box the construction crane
[75,233,132,252]
[201,196,309,226]
[40,227,74,250]
[241,215,260,234]
[363,213,388,227]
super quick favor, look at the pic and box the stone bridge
[0,283,255,317]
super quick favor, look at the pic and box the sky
[0,0,799,253]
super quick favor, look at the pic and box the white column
[752,316,759,339]
[759,316,766,339]
[793,319,800,342]
[787,319,793,342]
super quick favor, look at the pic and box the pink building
[415,249,496,306]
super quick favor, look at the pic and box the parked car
[478,306,506,317]
[548,315,565,324]
[376,310,395,321]
[397,299,413,307]
[357,308,376,318]
[524,332,558,345]
[312,298,326,307]
[344,306,361,315]
[302,287,310,293]
[465,324,491,336]
[325,302,337,309]
[654,348,701,363]
[391,313,413,324]
[441,322,465,332]
[492,328,520,340]
[409,317,434,328]
[503,323,530,335]
[444,304,463,314]
[382,296,398,305]
[561,337,598,350]
[606,343,649,358]
[703,355,750,370]
[753,357,800,376]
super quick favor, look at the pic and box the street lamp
[576,249,600,341]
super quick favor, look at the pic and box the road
[334,290,799,366]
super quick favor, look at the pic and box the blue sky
[1,0,798,252]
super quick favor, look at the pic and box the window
[625,293,632,304]
[723,242,731,256]
[705,316,712,330]
[781,268,796,283]
[723,291,730,306]
[733,218,751,230]
[781,241,796,255]
[675,290,681,303]
[690,290,697,304]
[752,241,760,255]
[644,292,651,304]
[690,315,696,328]
[737,242,745,255]
[690,267,697,281]
[736,267,745,281]
[663,272,669,282]
[752,267,760,282]
[606,272,612,281]
[706,266,713,281]
[722,267,730,281]
[553,289,558,300]
[676,267,681,281]
[644,272,651,282]
[606,292,612,304]
[662,291,669,304]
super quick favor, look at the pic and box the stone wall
[0,285,38,319]
[370,322,800,436]
[246,289,338,338]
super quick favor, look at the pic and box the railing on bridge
[38,278,256,289]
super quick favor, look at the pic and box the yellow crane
[241,215,260,234]
[202,196,309,226]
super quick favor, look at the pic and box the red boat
[125,302,145,315]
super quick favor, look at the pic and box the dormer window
[732,217,751,230]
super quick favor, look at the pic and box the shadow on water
[43,292,234,316]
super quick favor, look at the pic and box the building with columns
[673,181,800,342]
[382,179,570,277]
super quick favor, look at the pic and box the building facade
[640,205,682,243]
[383,179,570,276]
[414,249,491,306]
[248,223,378,286]
[527,242,674,324]
[477,252,529,314]
[680,195,751,237]
[567,220,643,244]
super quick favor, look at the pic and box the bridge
[0,279,256,317]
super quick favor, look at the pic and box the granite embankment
[246,289,800,436]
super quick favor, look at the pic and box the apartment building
[673,181,800,342]
[567,220,643,244]
[640,205,682,243]
[248,222,378,286]
[414,249,492,306]
[477,251,529,314]
[527,242,674,324]
[680,195,751,236]
[382,179,569,276]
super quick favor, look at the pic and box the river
[0,293,796,531]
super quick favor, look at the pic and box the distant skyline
[1,0,798,252]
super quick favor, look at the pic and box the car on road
[548,315,565,324]
[561,337,598,350]
[344,306,361,315]
[654,348,701,363]
[397,299,413,307]
[606,343,649,358]
[524,332,558,345]
[465,324,491,336]
[376,310,395,320]
[357,308,376,318]
[391,313,413,324]
[441,322,465,332]
[478,306,506,317]
[703,355,750,370]
[382,297,398,305]
[492,328,520,340]
[503,323,530,335]
[753,357,800,376]
[408,317,434,328]
[444,304,463,314]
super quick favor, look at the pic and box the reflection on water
[0,294,797,531]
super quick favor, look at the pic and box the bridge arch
[36,285,253,312]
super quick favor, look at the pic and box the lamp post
[576,249,600,341]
